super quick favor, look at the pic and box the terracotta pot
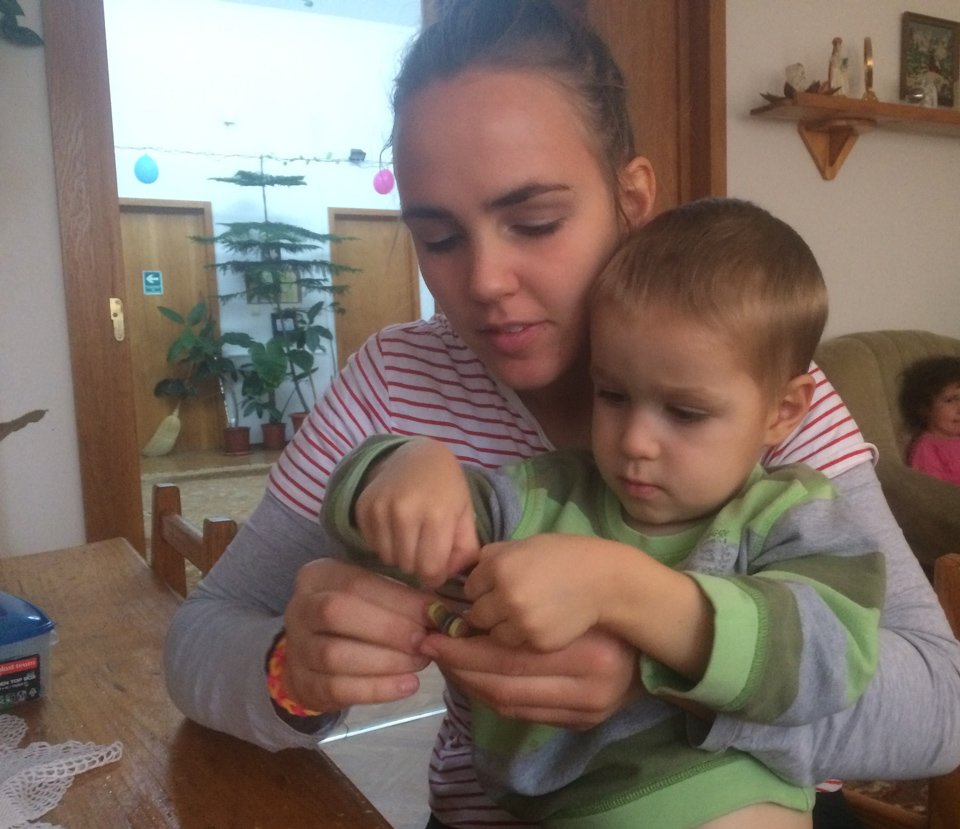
[261,421,287,450]
[290,411,309,433]
[222,426,252,456]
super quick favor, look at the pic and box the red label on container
[0,654,41,707]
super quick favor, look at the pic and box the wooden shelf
[750,91,960,180]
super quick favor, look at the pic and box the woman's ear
[618,156,656,229]
[764,373,816,446]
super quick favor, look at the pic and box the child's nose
[620,411,660,458]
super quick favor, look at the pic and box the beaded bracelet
[266,635,322,718]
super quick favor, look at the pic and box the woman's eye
[514,220,563,238]
[418,234,462,253]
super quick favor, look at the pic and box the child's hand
[354,438,481,588]
[463,534,606,652]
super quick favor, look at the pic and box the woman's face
[393,69,649,397]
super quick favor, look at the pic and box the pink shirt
[909,432,960,486]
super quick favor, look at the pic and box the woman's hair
[390,0,635,190]
[591,198,828,396]
[899,356,960,434]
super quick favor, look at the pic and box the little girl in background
[899,355,960,485]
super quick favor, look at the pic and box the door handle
[109,297,125,341]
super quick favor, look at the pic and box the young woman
[164,3,960,828]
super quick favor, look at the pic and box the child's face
[929,382,960,438]
[590,305,784,534]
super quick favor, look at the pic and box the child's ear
[764,373,816,446]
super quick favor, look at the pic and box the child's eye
[667,406,710,424]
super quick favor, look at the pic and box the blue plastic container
[0,592,55,708]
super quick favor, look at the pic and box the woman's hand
[282,558,435,713]
[420,628,639,728]
[355,437,481,587]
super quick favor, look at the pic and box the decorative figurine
[828,37,849,96]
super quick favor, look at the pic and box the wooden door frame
[45,0,725,551]
[43,0,144,553]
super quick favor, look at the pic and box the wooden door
[46,1,724,551]
[328,208,420,370]
[119,198,224,453]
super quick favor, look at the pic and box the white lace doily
[0,713,122,829]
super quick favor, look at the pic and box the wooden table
[0,538,392,828]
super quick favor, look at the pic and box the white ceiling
[222,0,421,28]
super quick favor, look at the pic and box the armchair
[813,330,960,573]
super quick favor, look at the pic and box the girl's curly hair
[898,355,960,434]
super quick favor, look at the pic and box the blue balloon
[134,154,159,184]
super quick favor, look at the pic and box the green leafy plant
[153,302,254,426]
[191,158,358,413]
[1,1,42,46]
[240,338,288,424]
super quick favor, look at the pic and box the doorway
[329,208,421,370]
[119,198,224,453]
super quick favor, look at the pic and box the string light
[114,144,392,169]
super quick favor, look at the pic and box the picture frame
[245,267,301,305]
[900,11,959,108]
[270,309,300,337]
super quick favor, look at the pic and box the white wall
[0,1,86,556]
[727,0,960,340]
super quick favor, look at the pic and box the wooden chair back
[845,553,960,829]
[150,482,237,596]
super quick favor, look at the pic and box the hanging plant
[0,0,43,47]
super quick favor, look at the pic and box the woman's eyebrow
[401,205,451,221]
[488,183,571,209]
[402,183,571,222]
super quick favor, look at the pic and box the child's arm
[464,535,714,679]
[463,464,885,726]
[640,466,886,726]
[323,435,481,588]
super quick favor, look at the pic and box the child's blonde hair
[591,197,828,396]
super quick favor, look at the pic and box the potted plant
[153,302,255,455]
[240,338,288,450]
[192,159,357,428]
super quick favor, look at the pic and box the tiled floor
[141,447,447,828]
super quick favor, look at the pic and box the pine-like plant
[192,158,357,413]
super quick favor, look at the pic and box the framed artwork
[900,11,959,108]
[245,267,301,305]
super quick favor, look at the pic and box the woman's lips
[480,321,543,355]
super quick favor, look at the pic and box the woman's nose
[467,239,519,302]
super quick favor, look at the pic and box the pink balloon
[373,168,395,195]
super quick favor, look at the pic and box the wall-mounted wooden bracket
[750,92,960,182]
[797,117,876,180]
